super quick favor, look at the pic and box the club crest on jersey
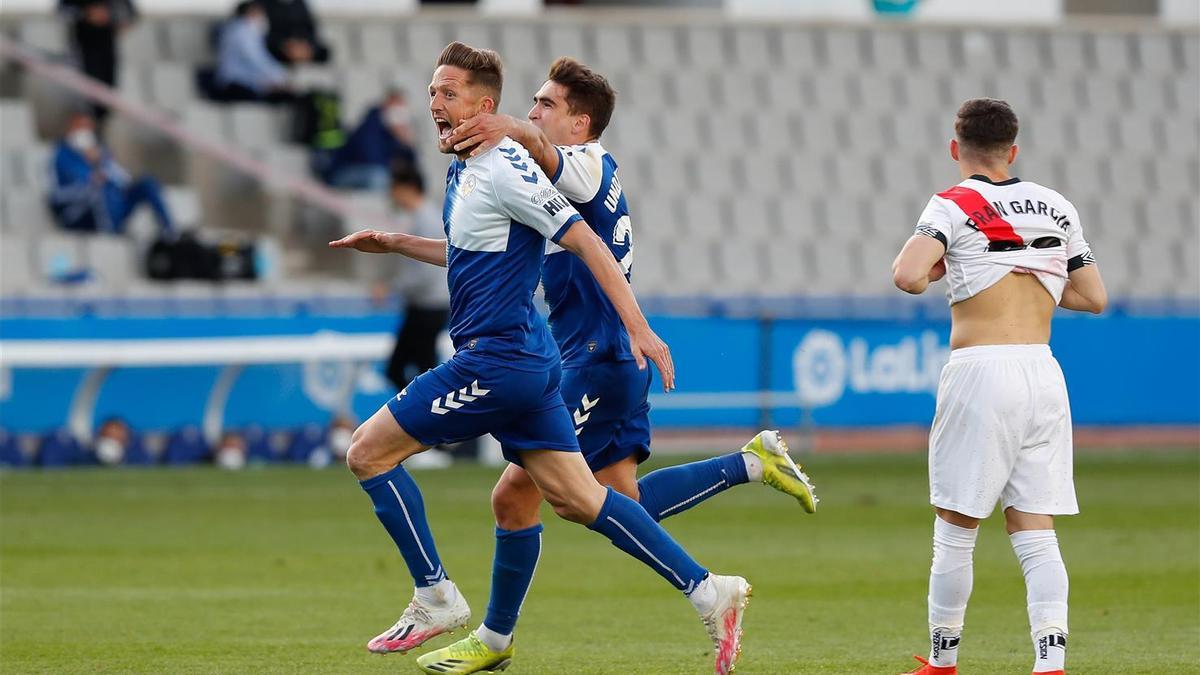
[460,173,478,197]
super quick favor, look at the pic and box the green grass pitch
[2,450,1197,674]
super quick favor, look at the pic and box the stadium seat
[163,20,214,63]
[0,102,36,147]
[540,23,586,66]
[321,21,358,65]
[684,26,727,70]
[868,29,912,74]
[497,23,543,71]
[17,18,67,55]
[824,29,867,70]
[163,425,209,465]
[1137,34,1177,74]
[1048,31,1090,74]
[359,24,400,66]
[82,235,138,289]
[0,429,27,468]
[285,423,328,464]
[36,428,84,468]
[241,424,276,464]
[914,29,958,72]
[227,105,289,148]
[122,434,156,466]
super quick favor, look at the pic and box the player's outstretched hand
[450,113,514,157]
[328,230,399,254]
[629,326,675,392]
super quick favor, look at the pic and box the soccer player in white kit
[891,98,1108,675]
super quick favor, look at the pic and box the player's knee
[491,481,541,530]
[345,426,381,478]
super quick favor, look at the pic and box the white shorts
[929,344,1079,519]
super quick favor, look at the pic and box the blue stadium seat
[286,423,328,464]
[242,424,275,464]
[0,429,27,468]
[37,428,84,468]
[163,425,209,465]
[123,434,156,467]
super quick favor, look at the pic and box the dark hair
[234,1,260,17]
[391,161,425,194]
[955,98,1019,156]
[436,41,503,104]
[546,57,616,139]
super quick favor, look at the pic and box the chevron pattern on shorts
[430,380,491,415]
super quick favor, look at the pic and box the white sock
[475,623,512,652]
[741,452,764,482]
[415,578,457,607]
[927,516,978,667]
[686,574,718,614]
[1010,529,1069,673]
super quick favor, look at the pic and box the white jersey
[915,175,1095,305]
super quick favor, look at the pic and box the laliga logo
[792,330,950,407]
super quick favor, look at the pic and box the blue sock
[360,464,447,587]
[588,487,708,593]
[483,524,543,635]
[638,453,750,522]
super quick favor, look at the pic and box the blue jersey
[442,138,584,371]
[542,142,634,367]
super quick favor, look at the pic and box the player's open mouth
[435,119,452,140]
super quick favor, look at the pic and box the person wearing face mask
[316,90,418,191]
[213,1,293,103]
[48,110,175,236]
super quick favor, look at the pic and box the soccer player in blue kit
[331,43,752,674]
[439,55,821,667]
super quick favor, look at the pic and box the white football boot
[367,583,471,654]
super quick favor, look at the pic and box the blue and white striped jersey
[443,138,584,370]
[542,142,635,367]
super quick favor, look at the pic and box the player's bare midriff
[949,271,1056,350]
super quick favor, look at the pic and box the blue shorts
[387,352,579,465]
[560,359,652,472]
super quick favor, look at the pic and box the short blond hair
[437,41,503,104]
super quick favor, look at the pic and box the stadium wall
[2,311,1197,436]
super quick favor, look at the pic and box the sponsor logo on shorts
[431,380,491,415]
[573,394,599,436]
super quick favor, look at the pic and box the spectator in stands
[260,0,330,65]
[215,431,248,470]
[58,0,138,123]
[383,162,450,392]
[316,89,417,190]
[213,1,293,103]
[48,110,175,236]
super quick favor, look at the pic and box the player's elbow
[892,268,927,294]
[1087,288,1108,314]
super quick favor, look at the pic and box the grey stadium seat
[0,102,36,147]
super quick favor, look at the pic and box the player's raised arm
[1057,204,1106,313]
[450,114,561,180]
[556,220,674,391]
[894,197,952,294]
[329,230,448,267]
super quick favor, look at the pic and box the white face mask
[68,129,97,152]
[248,15,269,35]
[95,437,125,465]
[217,447,246,471]
[384,104,410,129]
[328,428,353,459]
